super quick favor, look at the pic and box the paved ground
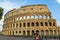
[0,35,33,40]
[0,35,60,40]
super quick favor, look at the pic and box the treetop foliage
[0,7,3,20]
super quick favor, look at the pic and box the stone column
[34,15,35,19]
[15,23,16,28]
[14,30,16,35]
[52,30,55,35]
[30,15,31,19]
[42,15,44,19]
[21,30,23,35]
[26,30,27,36]
[39,30,41,35]
[44,30,46,36]
[18,23,19,28]
[48,22,49,27]
[56,30,58,36]
[22,16,23,20]
[43,21,45,27]
[12,24,13,29]
[53,30,54,36]
[11,30,13,35]
[25,16,27,20]
[49,30,50,36]
[9,31,10,35]
[38,15,40,19]
[30,30,32,36]
[22,22,23,28]
[46,15,48,19]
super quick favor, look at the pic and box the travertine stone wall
[2,4,60,36]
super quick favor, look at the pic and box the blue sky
[0,0,60,31]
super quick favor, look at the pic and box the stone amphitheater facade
[2,4,60,36]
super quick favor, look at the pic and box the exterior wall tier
[2,4,60,36]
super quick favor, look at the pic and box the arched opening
[20,17,22,20]
[27,22,30,27]
[13,24,15,28]
[23,31,25,35]
[40,22,43,26]
[31,22,34,26]
[53,22,55,26]
[36,22,39,26]
[20,23,21,27]
[48,15,51,19]
[36,30,39,34]
[35,15,39,19]
[41,30,44,36]
[40,15,42,19]
[27,16,30,19]
[16,23,18,28]
[32,30,34,35]
[23,23,26,27]
[31,16,34,19]
[16,31,18,34]
[27,30,30,35]
[46,30,49,36]
[49,22,52,26]
[19,31,21,33]
[45,22,48,26]
[23,16,26,19]
[13,31,14,35]
[16,17,18,21]
[54,30,56,35]
[44,15,46,19]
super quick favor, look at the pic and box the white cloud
[0,16,4,31]
[0,0,28,11]
[56,0,60,4]
[0,0,28,31]
[0,1,14,10]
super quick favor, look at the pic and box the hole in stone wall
[23,16,26,19]
[31,22,34,26]
[31,16,34,19]
[35,15,38,19]
[45,22,48,26]
[27,16,30,19]
[40,22,43,26]
[20,17,22,20]
[40,15,42,19]
[36,22,39,26]
[27,22,30,27]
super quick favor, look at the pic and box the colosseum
[2,4,60,36]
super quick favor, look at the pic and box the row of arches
[18,22,56,27]
[4,15,52,24]
[4,22,56,30]
[15,15,52,21]
[8,30,60,36]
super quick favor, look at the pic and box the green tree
[0,7,3,20]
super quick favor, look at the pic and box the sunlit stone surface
[1,4,60,37]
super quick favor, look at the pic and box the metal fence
[0,35,60,40]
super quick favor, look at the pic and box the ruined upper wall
[4,4,50,19]
[20,4,50,12]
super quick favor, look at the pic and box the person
[33,33,42,40]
